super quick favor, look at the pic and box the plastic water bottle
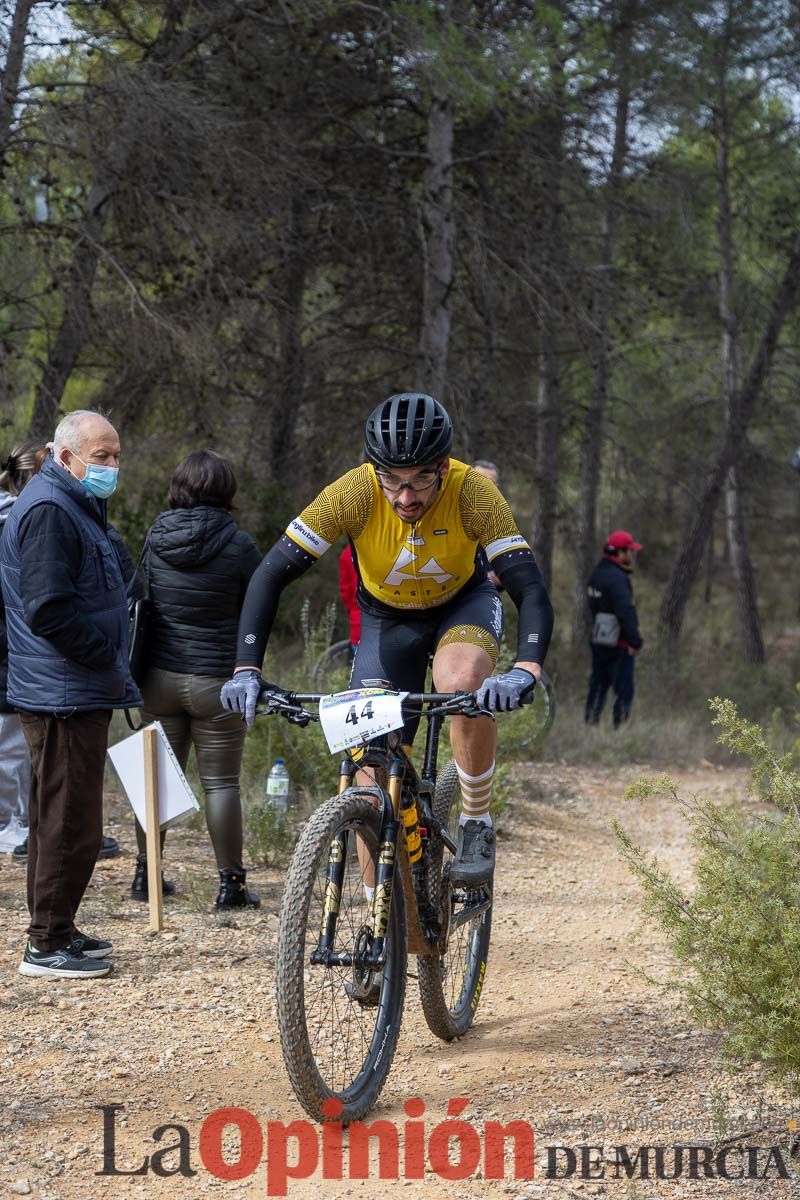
[266,758,290,812]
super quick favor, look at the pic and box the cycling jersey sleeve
[284,465,373,558]
[235,536,315,668]
[235,466,375,669]
[460,469,554,664]
[495,557,554,665]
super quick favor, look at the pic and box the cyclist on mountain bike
[221,393,554,884]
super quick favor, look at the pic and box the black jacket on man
[586,556,643,650]
[142,506,261,677]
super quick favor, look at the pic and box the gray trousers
[0,711,31,828]
[136,668,247,872]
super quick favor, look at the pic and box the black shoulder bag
[125,539,152,731]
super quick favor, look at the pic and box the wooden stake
[143,725,164,932]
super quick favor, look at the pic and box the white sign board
[319,687,407,753]
[108,721,200,831]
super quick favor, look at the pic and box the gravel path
[1,763,797,1199]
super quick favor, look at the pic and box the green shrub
[615,696,800,1094]
[245,802,298,868]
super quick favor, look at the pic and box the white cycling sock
[455,761,494,826]
[363,884,375,901]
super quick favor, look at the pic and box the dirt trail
[1,763,797,1199]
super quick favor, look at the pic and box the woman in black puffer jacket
[133,450,262,909]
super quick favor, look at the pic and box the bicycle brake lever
[284,708,318,726]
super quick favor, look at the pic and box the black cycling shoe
[214,870,261,910]
[451,819,496,885]
[131,855,176,902]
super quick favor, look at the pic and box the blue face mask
[73,454,119,499]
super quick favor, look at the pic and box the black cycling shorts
[350,581,503,743]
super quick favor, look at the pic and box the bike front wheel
[276,790,407,1122]
[417,759,492,1040]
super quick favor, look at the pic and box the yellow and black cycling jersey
[284,459,529,612]
[235,459,553,671]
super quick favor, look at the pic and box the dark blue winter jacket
[0,455,141,713]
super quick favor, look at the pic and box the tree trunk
[571,1,634,645]
[0,0,35,163]
[658,225,800,653]
[416,90,455,399]
[530,57,567,591]
[465,166,496,458]
[724,464,765,661]
[714,24,765,663]
[270,194,307,490]
[532,336,561,591]
[703,511,714,603]
[27,2,251,437]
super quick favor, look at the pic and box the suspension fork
[364,755,404,966]
[313,759,358,960]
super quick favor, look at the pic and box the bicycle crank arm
[426,815,457,855]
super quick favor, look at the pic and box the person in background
[132,449,262,910]
[1,410,139,979]
[0,441,48,853]
[473,460,500,487]
[2,445,124,867]
[338,543,361,648]
[585,529,643,728]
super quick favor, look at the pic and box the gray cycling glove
[220,669,263,728]
[476,667,536,712]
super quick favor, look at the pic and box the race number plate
[319,688,407,753]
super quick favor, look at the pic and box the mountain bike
[259,684,519,1122]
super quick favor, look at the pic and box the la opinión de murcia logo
[95,1102,794,1194]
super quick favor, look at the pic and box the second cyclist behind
[221,393,554,885]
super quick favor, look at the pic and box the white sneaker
[0,818,28,853]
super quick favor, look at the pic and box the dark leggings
[134,668,246,872]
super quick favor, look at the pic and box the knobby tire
[276,790,407,1122]
[417,759,492,1040]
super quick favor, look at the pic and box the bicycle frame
[304,693,483,970]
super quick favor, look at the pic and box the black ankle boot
[215,869,260,910]
[131,854,176,902]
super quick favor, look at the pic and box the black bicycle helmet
[364,393,453,468]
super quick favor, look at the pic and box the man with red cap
[585,529,643,727]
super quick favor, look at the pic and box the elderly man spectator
[0,410,140,979]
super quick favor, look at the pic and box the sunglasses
[375,468,441,494]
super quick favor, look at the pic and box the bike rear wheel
[311,639,355,690]
[417,760,492,1040]
[276,790,407,1121]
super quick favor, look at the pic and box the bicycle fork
[311,758,402,970]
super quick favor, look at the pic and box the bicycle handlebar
[256,685,533,724]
